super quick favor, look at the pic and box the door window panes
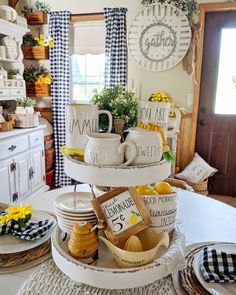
[215,28,236,114]
[71,54,105,103]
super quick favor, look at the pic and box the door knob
[200,119,207,126]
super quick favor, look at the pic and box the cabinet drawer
[29,130,44,148]
[10,88,25,96]
[0,88,10,96]
[0,136,28,160]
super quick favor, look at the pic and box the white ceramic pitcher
[125,127,163,165]
[84,133,136,166]
[65,104,113,154]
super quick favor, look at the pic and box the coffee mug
[65,104,113,155]
[84,133,136,166]
[138,102,181,136]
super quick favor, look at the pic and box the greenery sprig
[92,85,138,131]
[22,0,51,14]
[141,0,198,18]
[16,97,36,108]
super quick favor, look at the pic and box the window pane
[87,84,100,99]
[73,84,87,101]
[215,28,236,115]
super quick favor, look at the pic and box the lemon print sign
[101,191,143,234]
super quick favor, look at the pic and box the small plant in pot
[16,97,36,115]
[92,85,138,136]
[21,0,51,25]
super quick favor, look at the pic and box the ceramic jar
[125,127,163,165]
[84,133,136,166]
[138,101,181,136]
[65,104,113,155]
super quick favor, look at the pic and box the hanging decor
[128,3,191,72]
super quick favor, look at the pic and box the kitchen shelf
[0,19,29,42]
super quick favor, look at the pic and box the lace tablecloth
[17,259,177,295]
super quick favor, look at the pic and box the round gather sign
[128,3,191,72]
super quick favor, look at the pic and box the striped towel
[200,246,236,283]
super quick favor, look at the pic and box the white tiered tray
[64,155,171,187]
[52,226,185,289]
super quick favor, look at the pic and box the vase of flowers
[23,64,53,97]
[92,85,138,135]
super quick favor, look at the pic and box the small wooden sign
[92,187,151,245]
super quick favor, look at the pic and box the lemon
[136,185,152,195]
[130,214,138,225]
[154,182,174,194]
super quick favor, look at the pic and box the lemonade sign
[92,187,151,245]
[101,191,142,234]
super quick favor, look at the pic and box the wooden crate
[24,11,48,25]
[26,83,51,97]
[22,46,49,60]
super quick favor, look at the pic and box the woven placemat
[17,259,177,295]
[179,243,217,295]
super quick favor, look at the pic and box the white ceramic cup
[84,133,137,166]
[138,101,181,136]
[125,127,163,165]
[65,104,113,153]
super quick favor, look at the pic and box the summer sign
[128,3,191,72]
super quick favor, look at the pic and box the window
[70,53,105,102]
[69,20,105,103]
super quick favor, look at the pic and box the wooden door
[196,11,236,196]
[15,152,31,201]
[30,146,45,192]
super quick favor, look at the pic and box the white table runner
[17,259,177,295]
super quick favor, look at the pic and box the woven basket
[187,179,208,196]
[26,83,51,97]
[0,120,14,132]
[22,46,49,60]
[15,113,39,128]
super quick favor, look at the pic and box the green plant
[92,85,138,130]
[23,64,51,83]
[141,0,198,18]
[23,34,39,46]
[8,69,20,79]
[22,0,51,14]
[16,97,36,108]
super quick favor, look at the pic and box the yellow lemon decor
[136,185,158,195]
[154,182,174,195]
[124,235,143,252]
[149,91,170,103]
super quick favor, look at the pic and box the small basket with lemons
[136,181,177,233]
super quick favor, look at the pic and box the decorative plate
[0,211,57,254]
[128,3,191,72]
[193,244,236,295]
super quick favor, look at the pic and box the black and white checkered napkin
[0,210,54,241]
[200,246,236,283]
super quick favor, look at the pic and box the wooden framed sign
[128,3,191,72]
[92,187,151,245]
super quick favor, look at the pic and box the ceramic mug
[65,104,113,154]
[84,133,136,166]
[138,101,181,136]
[125,127,163,165]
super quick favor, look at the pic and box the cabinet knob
[12,192,19,202]
[8,145,17,152]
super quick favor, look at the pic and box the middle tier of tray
[64,155,171,187]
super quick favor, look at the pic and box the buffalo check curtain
[49,11,72,187]
[104,8,127,88]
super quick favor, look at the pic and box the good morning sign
[92,187,151,245]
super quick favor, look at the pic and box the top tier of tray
[64,155,171,187]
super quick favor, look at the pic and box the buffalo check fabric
[0,210,54,241]
[200,247,236,283]
[104,8,127,88]
[49,11,72,187]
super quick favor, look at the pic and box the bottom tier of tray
[51,226,185,290]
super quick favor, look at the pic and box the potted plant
[22,33,54,60]
[16,97,36,115]
[92,85,138,135]
[23,64,53,97]
[8,69,20,80]
[21,0,51,25]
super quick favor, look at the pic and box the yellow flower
[38,39,45,46]
[48,40,54,48]
[34,37,39,42]
[0,204,33,224]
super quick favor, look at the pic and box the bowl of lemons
[136,182,177,231]
[99,227,169,268]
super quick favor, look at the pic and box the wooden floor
[208,194,236,208]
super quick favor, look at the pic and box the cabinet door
[14,152,31,201]
[30,145,45,192]
[0,158,15,204]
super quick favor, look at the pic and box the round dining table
[1,185,236,295]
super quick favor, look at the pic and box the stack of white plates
[54,192,97,234]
